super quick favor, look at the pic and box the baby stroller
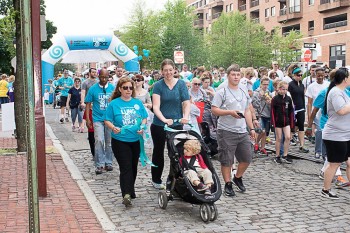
[158,124,222,222]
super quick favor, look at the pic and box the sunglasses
[121,86,134,90]
[133,79,144,82]
[296,74,303,77]
[193,83,201,86]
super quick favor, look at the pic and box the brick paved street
[45,107,350,232]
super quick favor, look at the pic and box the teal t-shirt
[313,87,350,129]
[57,77,74,97]
[85,83,115,122]
[152,79,190,126]
[105,97,148,142]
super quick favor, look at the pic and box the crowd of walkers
[0,73,15,108]
[43,59,350,205]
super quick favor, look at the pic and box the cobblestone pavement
[46,107,350,233]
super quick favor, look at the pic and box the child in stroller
[158,126,221,222]
[181,139,213,195]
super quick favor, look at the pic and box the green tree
[0,11,16,74]
[159,0,206,67]
[41,20,57,49]
[206,12,272,68]
[270,27,303,68]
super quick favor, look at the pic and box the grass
[0,148,17,155]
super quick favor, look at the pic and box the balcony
[194,8,204,14]
[209,0,224,8]
[212,12,222,19]
[194,19,204,28]
[324,20,347,29]
[318,0,350,12]
[250,0,259,7]
[251,18,260,23]
[239,4,247,11]
[277,5,302,22]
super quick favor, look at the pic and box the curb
[45,123,119,233]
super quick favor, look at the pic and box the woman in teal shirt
[105,77,148,207]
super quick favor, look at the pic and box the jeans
[71,107,83,124]
[314,116,326,156]
[112,138,140,197]
[93,121,113,168]
[0,97,9,108]
[151,124,182,184]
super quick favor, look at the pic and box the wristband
[250,129,255,131]
[253,119,258,121]
[307,127,312,130]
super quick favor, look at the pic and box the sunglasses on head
[133,78,144,82]
[121,86,134,90]
[193,83,201,86]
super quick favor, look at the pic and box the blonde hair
[184,139,201,155]
[273,79,281,89]
[245,67,255,78]
[8,75,15,82]
[278,81,288,89]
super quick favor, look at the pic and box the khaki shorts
[217,129,252,166]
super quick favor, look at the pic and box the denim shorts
[260,117,271,136]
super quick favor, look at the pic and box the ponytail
[323,81,336,115]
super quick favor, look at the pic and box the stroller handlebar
[164,119,195,132]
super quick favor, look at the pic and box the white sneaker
[151,181,165,190]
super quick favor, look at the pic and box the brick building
[186,0,350,68]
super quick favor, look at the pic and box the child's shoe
[197,182,208,191]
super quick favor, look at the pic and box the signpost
[303,49,312,62]
[174,51,185,64]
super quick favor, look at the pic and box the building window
[206,13,209,20]
[226,5,229,12]
[271,6,275,16]
[308,21,314,31]
[265,8,270,18]
[309,0,314,5]
[324,14,347,30]
[330,45,346,68]
[230,3,233,11]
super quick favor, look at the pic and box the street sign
[304,43,316,49]
[174,51,184,64]
[303,49,312,62]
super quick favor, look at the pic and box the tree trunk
[13,0,27,152]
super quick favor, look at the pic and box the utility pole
[15,0,40,231]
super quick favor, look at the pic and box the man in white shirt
[268,61,284,80]
[180,64,192,81]
[302,64,317,91]
[113,67,123,86]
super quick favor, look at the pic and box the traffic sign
[303,49,312,62]
[304,43,316,49]
[174,51,184,64]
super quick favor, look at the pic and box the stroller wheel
[209,204,218,221]
[199,204,211,223]
[158,191,168,209]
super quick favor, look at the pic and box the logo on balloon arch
[49,46,64,59]
[115,44,128,56]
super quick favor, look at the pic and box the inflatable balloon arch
[41,34,143,94]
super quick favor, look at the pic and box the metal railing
[289,5,301,13]
[239,4,247,11]
[280,8,287,15]
[212,12,222,19]
[194,19,204,26]
[320,0,341,4]
[251,18,260,23]
[251,0,259,7]
[324,20,347,29]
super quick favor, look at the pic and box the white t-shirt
[305,81,329,101]
[302,76,316,91]
[113,75,120,86]
[44,92,50,101]
[282,76,293,83]
[240,77,256,91]
[143,75,152,91]
[180,71,192,81]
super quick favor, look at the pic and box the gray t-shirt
[322,87,350,141]
[82,78,98,94]
[212,86,251,133]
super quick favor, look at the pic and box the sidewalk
[0,115,104,232]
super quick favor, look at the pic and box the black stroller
[158,127,222,222]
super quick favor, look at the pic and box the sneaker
[105,165,113,172]
[299,146,309,153]
[282,156,292,164]
[122,194,132,206]
[310,136,315,144]
[321,189,339,199]
[335,176,347,188]
[65,117,69,122]
[152,181,165,190]
[254,144,259,153]
[319,171,324,180]
[224,182,236,197]
[315,153,321,159]
[290,139,297,146]
[95,167,103,175]
[72,125,76,132]
[293,134,299,142]
[260,148,268,156]
[266,137,271,144]
[274,157,282,164]
[79,127,84,133]
[130,193,136,199]
[197,182,209,191]
[233,175,246,192]
[204,189,212,195]
[60,118,64,123]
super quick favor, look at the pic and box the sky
[45,0,168,37]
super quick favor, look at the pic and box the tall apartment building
[186,0,349,68]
